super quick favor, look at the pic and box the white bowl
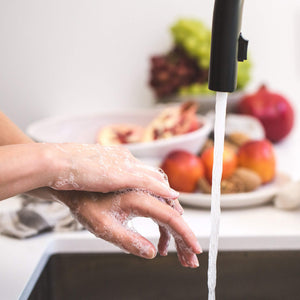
[26,109,212,160]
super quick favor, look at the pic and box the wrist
[40,143,72,187]
[42,143,81,191]
[26,187,79,210]
[0,143,67,199]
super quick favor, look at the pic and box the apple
[160,150,204,193]
[201,145,238,184]
[238,85,294,143]
[237,139,276,184]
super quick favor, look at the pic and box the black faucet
[208,0,248,93]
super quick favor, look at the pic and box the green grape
[198,57,210,69]
[171,19,211,69]
[237,59,252,90]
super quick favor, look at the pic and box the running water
[207,92,228,300]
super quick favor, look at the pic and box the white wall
[0,0,299,130]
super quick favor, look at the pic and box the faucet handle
[238,33,249,62]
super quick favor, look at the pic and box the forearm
[0,143,60,200]
[0,111,52,199]
[0,111,179,201]
[0,112,68,200]
[0,111,33,145]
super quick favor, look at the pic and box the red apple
[160,150,204,193]
[237,139,276,184]
[238,85,294,143]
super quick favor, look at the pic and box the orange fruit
[201,145,238,184]
[237,139,276,183]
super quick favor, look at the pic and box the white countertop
[1,196,300,299]
[1,102,300,299]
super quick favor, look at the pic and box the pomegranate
[238,85,294,143]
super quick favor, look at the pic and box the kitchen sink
[28,251,300,300]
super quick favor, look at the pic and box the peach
[237,139,276,184]
[160,150,204,193]
[201,145,238,184]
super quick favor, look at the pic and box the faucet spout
[208,0,248,93]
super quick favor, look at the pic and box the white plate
[179,173,291,209]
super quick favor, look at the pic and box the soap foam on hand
[65,187,200,267]
[47,143,179,201]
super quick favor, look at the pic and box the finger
[158,225,171,256]
[140,165,169,183]
[127,192,202,254]
[137,177,179,200]
[167,198,184,215]
[132,165,180,200]
[175,240,189,267]
[115,173,179,200]
[99,218,157,259]
[157,197,183,215]
[174,199,184,214]
[175,239,199,268]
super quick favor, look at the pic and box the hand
[59,189,202,268]
[49,144,179,200]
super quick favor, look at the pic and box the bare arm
[0,111,179,200]
[0,143,54,199]
[0,111,51,198]
[0,111,32,145]
[0,111,201,267]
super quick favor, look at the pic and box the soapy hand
[49,144,179,200]
[0,109,201,268]
[59,189,201,268]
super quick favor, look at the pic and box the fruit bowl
[26,108,212,159]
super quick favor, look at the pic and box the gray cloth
[0,195,83,239]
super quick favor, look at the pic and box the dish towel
[0,194,83,239]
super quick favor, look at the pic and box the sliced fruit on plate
[142,101,200,142]
[96,124,145,145]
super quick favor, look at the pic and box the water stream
[207,92,228,300]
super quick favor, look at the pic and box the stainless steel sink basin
[28,251,300,300]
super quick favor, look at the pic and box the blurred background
[0,0,299,130]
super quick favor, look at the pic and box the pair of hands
[0,110,201,267]
[41,144,202,268]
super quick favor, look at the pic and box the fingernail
[178,205,184,215]
[195,241,203,254]
[192,257,199,268]
[170,188,179,198]
[147,247,157,259]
